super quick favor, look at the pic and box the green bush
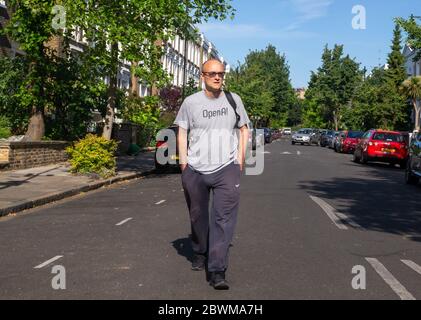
[0,116,11,139]
[66,134,118,179]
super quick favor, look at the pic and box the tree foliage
[225,45,297,127]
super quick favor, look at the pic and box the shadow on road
[299,160,421,242]
[171,236,194,263]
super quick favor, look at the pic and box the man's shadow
[171,236,195,263]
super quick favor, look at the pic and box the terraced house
[403,44,421,126]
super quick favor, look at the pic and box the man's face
[201,61,225,92]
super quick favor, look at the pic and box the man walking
[174,59,250,290]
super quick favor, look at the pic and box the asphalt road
[1,139,421,300]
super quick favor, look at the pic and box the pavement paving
[0,152,156,217]
[1,140,421,300]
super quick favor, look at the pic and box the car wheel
[292,141,296,145]
[405,163,419,185]
[400,159,407,169]
[361,152,368,164]
[353,151,360,163]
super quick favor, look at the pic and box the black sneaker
[209,271,229,290]
[191,254,206,271]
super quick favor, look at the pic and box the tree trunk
[333,111,339,131]
[102,42,119,140]
[130,61,139,97]
[24,109,45,141]
[414,99,420,131]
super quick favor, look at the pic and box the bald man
[174,59,250,290]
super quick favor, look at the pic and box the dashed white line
[116,218,133,226]
[297,151,301,155]
[401,260,421,276]
[34,256,63,269]
[155,200,166,205]
[366,258,416,300]
[309,196,362,230]
[281,152,292,155]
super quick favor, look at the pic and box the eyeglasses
[202,72,226,78]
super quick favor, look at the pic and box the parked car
[262,127,273,144]
[283,128,292,135]
[334,131,346,152]
[249,122,264,151]
[154,125,180,173]
[292,128,313,145]
[270,129,280,141]
[353,130,408,168]
[339,131,364,154]
[320,130,335,147]
[329,131,340,149]
[406,131,421,184]
[309,129,323,145]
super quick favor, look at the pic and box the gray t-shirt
[174,91,250,174]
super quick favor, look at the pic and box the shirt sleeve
[233,93,250,128]
[174,99,190,130]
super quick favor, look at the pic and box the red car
[339,130,364,153]
[353,130,408,168]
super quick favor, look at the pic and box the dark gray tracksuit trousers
[181,162,241,272]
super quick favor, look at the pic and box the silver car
[292,128,313,145]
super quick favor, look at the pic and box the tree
[397,16,421,61]
[401,76,421,130]
[225,63,274,127]
[306,45,362,130]
[3,0,65,140]
[225,45,297,127]
[0,55,31,135]
[64,0,235,140]
[385,24,407,87]
[243,45,297,126]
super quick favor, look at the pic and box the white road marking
[402,260,421,276]
[34,256,63,269]
[116,218,133,226]
[310,196,348,230]
[297,151,301,155]
[366,258,415,300]
[155,200,166,205]
[281,152,292,155]
[309,196,362,230]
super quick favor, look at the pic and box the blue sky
[198,0,420,88]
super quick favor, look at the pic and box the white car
[292,128,313,145]
[283,128,292,135]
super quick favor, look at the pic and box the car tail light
[369,142,373,146]
[156,141,167,148]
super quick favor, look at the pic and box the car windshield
[298,130,312,135]
[372,132,403,142]
[348,131,364,138]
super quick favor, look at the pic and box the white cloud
[286,0,334,30]
[198,22,318,40]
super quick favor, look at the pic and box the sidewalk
[0,152,156,217]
